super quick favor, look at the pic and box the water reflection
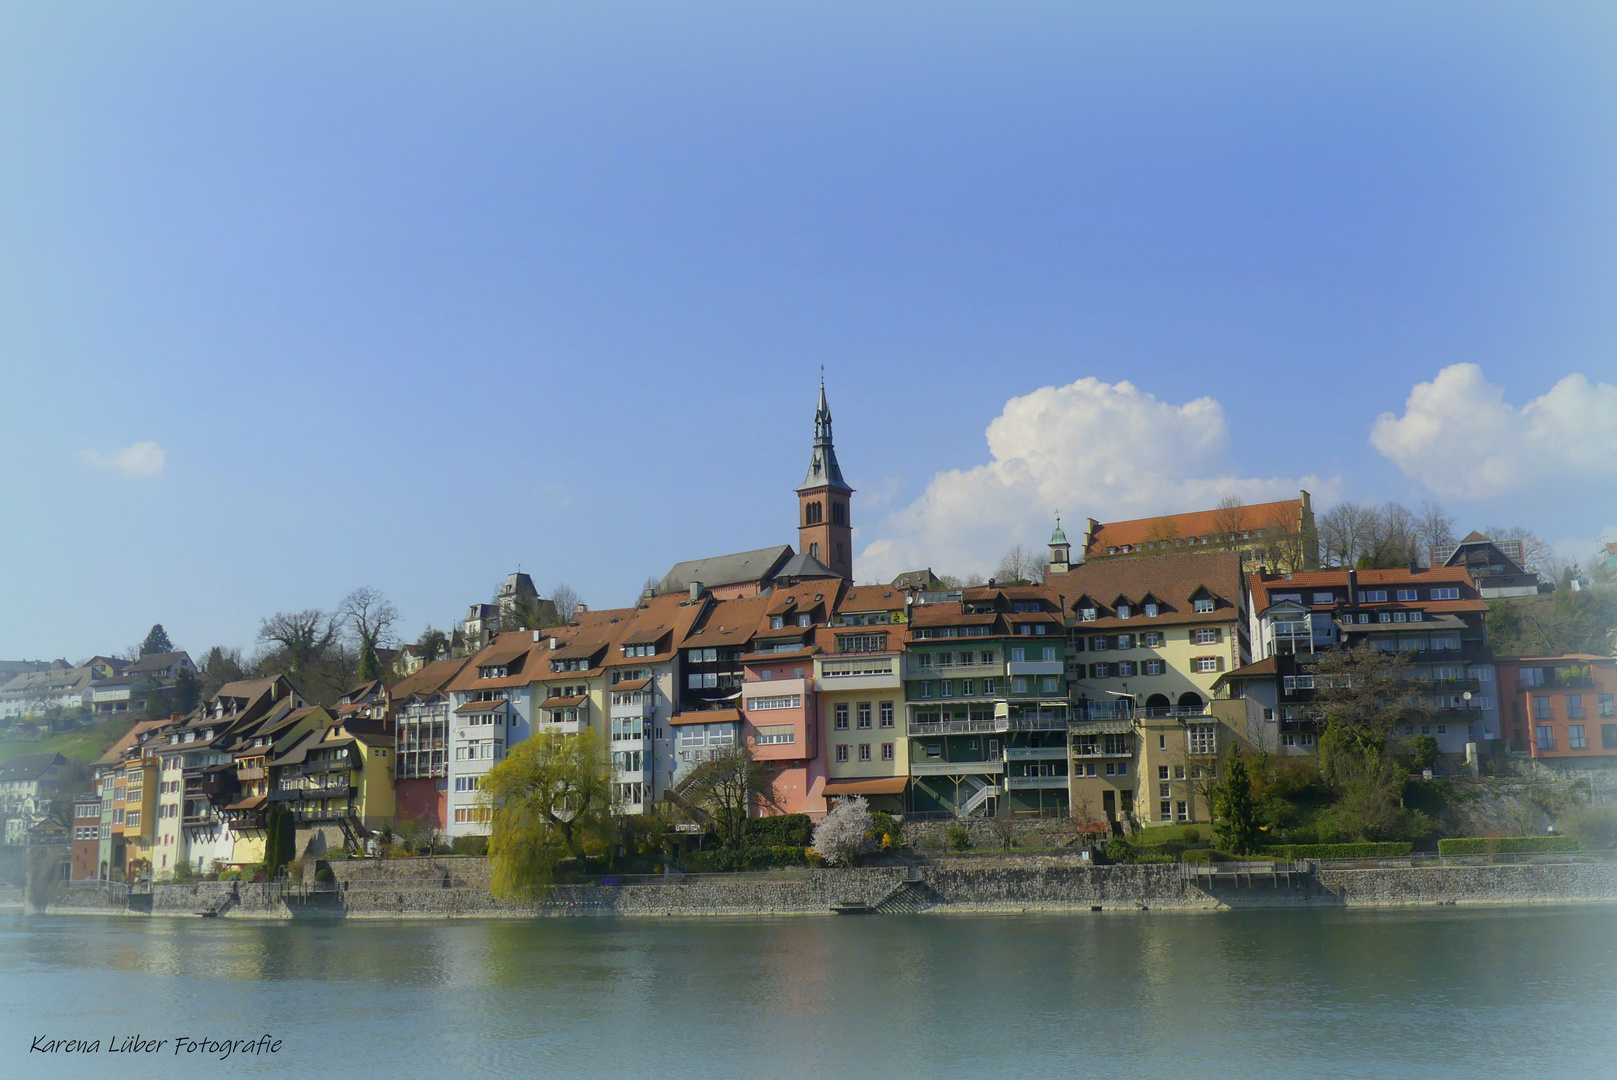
[1,909,1613,1080]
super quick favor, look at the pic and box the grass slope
[0,715,139,764]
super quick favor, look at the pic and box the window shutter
[1215,656,1226,671]
[1214,627,1222,642]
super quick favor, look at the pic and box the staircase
[959,779,998,818]
[871,877,937,914]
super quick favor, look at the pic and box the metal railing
[1314,849,1617,870]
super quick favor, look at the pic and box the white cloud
[78,441,166,477]
[1370,364,1617,499]
[856,377,1333,582]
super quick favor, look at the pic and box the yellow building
[816,585,910,814]
[1048,551,1251,829]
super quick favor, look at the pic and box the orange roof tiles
[1084,498,1302,555]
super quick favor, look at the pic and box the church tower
[796,379,854,579]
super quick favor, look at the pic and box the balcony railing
[1139,706,1213,719]
[1004,746,1068,761]
[1004,775,1068,790]
[910,759,1004,776]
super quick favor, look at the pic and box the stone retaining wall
[38,857,1617,919]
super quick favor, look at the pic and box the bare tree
[994,545,1044,585]
[671,744,780,851]
[1482,525,1551,575]
[551,582,582,622]
[1258,503,1307,572]
[257,610,339,676]
[1210,495,1247,551]
[339,587,401,652]
[1142,516,1182,552]
[1416,502,1456,564]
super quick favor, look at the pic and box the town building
[1049,550,1250,828]
[1430,532,1539,598]
[443,633,545,836]
[1245,566,1497,756]
[796,380,854,580]
[816,585,909,815]
[71,793,101,880]
[1080,492,1318,571]
[1495,654,1617,764]
[389,657,470,831]
[0,752,68,846]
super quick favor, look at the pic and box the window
[1116,604,1131,619]
[797,614,812,628]
[1176,801,1189,822]
[1312,592,1334,604]
[770,616,784,629]
[1144,659,1165,676]
[879,701,894,728]
[1117,661,1135,678]
[1603,724,1617,750]
[1431,587,1460,601]
[747,695,801,711]
[1568,725,1587,750]
[1142,632,1162,648]
[1158,765,1169,780]
[1040,677,1060,694]
[1090,637,1109,652]
[881,743,894,761]
[1091,664,1111,679]
[1192,628,1218,645]
[1536,726,1555,751]
[835,745,849,763]
[1144,602,1159,617]
[857,703,872,729]
[124,811,140,828]
[836,632,888,654]
[1012,678,1028,694]
[1187,724,1216,756]
[1533,695,1552,720]
[1396,589,1418,602]
[1567,695,1584,719]
[1361,589,1388,603]
[1042,646,1058,662]
[1193,657,1219,674]
[834,704,848,730]
[755,725,795,745]
[1079,607,1097,622]
[1599,694,1614,718]
[1010,647,1026,662]
[858,744,871,762]
[1160,800,1172,822]
[1173,765,1186,780]
[1193,598,1214,614]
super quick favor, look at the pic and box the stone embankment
[40,854,1617,920]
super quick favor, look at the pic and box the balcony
[905,658,1001,680]
[1004,775,1068,790]
[1139,706,1213,719]
[911,759,1004,776]
[1004,746,1068,762]
[1069,746,1135,759]
[536,719,583,735]
[1007,660,1065,677]
[609,701,654,720]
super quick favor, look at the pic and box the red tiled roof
[1084,498,1303,554]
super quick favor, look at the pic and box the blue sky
[3,2,1615,662]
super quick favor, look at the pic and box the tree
[339,587,401,654]
[811,796,873,865]
[673,744,780,851]
[139,624,175,656]
[1257,504,1308,573]
[482,730,615,897]
[1310,646,1428,778]
[1416,502,1455,563]
[198,646,247,700]
[1482,525,1550,576]
[994,545,1045,585]
[1210,495,1247,551]
[415,626,449,664]
[1487,590,1617,657]
[1211,752,1259,855]
[257,610,340,677]
[356,643,382,682]
[550,582,582,622]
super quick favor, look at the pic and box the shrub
[1267,842,1413,859]
[1437,836,1581,856]
[745,814,814,848]
[451,835,489,857]
[945,825,971,852]
[286,858,306,884]
[1406,734,1440,772]
[870,811,904,848]
[1560,805,1617,851]
[812,796,874,866]
[1104,837,1134,864]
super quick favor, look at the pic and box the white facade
[444,686,533,838]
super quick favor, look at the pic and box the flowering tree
[812,796,874,866]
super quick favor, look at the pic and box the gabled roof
[1049,551,1245,628]
[655,545,793,596]
[0,752,66,781]
[388,657,470,703]
[127,651,193,674]
[93,721,168,767]
[774,551,840,581]
[835,584,907,612]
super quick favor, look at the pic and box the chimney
[641,588,654,601]
[689,582,703,602]
[1346,569,1359,608]
[575,603,587,614]
[548,637,558,650]
[532,630,541,643]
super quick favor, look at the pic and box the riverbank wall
[38,855,1617,920]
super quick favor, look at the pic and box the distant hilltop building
[1429,531,1538,598]
[1081,491,1318,571]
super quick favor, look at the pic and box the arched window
[809,542,820,559]
[831,501,846,525]
[805,501,823,525]
[1145,694,1171,713]
[1177,692,1204,713]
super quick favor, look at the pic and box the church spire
[797,375,850,493]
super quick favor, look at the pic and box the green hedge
[1267,842,1413,859]
[1437,836,1581,856]
[744,814,814,848]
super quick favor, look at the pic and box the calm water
[2,908,1614,1079]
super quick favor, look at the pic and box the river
[2,908,1613,1079]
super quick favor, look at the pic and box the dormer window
[1193,598,1215,614]
[1144,602,1159,617]
[1080,607,1097,622]
[797,614,812,628]
[771,616,784,629]
[1116,604,1131,619]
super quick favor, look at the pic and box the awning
[225,795,265,811]
[669,709,742,726]
[822,777,909,796]
[455,700,509,714]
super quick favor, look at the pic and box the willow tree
[481,730,614,898]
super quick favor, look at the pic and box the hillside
[0,715,139,765]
